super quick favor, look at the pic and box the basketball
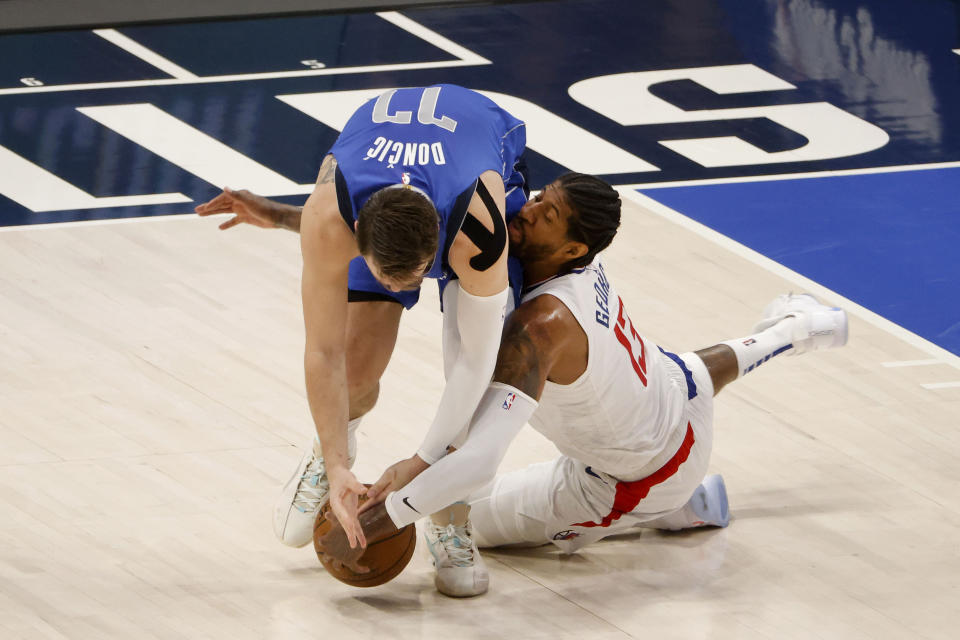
[313,490,417,588]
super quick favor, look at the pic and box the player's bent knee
[348,382,380,420]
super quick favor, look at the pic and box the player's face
[364,255,432,292]
[508,182,576,262]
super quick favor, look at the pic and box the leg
[698,293,848,396]
[275,257,411,548]
[467,460,569,549]
[274,298,402,549]
[694,344,738,396]
[344,300,403,419]
[467,457,627,553]
[424,502,490,597]
[716,293,848,384]
[470,355,719,552]
[639,352,727,530]
[639,474,729,530]
[341,253,419,419]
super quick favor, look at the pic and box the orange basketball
[313,490,417,588]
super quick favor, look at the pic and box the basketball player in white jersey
[317,173,848,597]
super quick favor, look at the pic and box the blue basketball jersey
[329,85,526,280]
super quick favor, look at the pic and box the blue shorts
[347,160,529,311]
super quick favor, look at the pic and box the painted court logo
[502,392,516,410]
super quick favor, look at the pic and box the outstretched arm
[300,156,368,548]
[195,188,303,232]
[195,150,338,233]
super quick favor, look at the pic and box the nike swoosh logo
[402,497,420,514]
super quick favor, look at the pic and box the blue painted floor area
[639,167,960,356]
[1,0,959,349]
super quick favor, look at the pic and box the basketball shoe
[425,520,489,597]
[753,293,848,354]
[273,438,355,548]
[644,474,730,530]
[690,474,730,528]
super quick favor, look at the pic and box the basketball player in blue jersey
[197,85,528,551]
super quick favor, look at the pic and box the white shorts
[468,352,715,553]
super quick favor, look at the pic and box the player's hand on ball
[361,455,430,512]
[327,466,367,548]
[194,187,278,230]
[319,510,369,574]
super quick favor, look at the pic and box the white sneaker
[273,440,355,548]
[425,520,489,597]
[754,293,848,354]
[650,474,730,531]
[689,474,730,528]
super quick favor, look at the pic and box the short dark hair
[556,172,621,271]
[356,187,439,279]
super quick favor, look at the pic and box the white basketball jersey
[522,259,690,481]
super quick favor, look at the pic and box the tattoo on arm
[317,155,338,185]
[276,207,302,232]
[493,319,545,399]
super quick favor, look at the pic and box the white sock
[721,319,795,378]
[312,416,362,468]
[347,417,362,466]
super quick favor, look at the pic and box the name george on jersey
[594,263,611,328]
[364,136,447,169]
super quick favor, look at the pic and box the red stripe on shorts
[572,422,695,528]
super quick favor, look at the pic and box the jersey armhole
[334,163,356,234]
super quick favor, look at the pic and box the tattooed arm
[194,155,338,232]
[492,294,586,397]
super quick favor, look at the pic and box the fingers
[346,515,367,549]
[347,476,367,496]
[357,494,379,514]
[331,498,364,549]
[364,472,393,504]
[194,191,233,215]
[359,483,390,513]
[340,518,363,549]
[218,216,240,231]
[329,470,368,548]
[195,187,259,217]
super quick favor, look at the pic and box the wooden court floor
[1,194,958,639]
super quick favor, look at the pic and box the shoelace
[429,523,475,567]
[292,455,329,513]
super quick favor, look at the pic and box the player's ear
[564,240,589,261]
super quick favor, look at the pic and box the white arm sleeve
[387,383,538,528]
[416,282,509,464]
